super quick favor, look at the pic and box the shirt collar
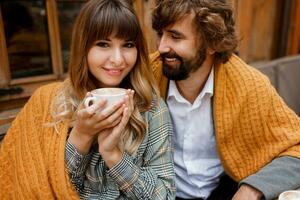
[202,66,214,98]
[167,66,214,102]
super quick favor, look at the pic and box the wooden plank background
[287,0,300,55]
[0,8,11,87]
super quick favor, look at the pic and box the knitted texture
[0,83,79,199]
[151,52,300,181]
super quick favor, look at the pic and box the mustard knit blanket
[0,83,79,199]
[151,51,300,181]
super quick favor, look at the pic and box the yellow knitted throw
[0,83,79,199]
[150,51,300,181]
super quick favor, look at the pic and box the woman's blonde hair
[51,0,159,155]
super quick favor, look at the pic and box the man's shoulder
[224,54,270,84]
[214,54,276,104]
[225,54,251,71]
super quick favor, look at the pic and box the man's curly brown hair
[152,0,238,63]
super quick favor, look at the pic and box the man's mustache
[161,52,182,60]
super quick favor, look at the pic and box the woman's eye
[96,42,109,48]
[124,42,135,48]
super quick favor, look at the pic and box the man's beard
[161,46,206,81]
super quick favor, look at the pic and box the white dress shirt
[167,68,224,199]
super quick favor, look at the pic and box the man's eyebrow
[166,29,185,37]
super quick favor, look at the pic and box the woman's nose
[110,48,124,66]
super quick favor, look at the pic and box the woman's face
[87,36,137,88]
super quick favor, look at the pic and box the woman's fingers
[97,99,132,152]
[106,115,122,128]
[94,106,124,130]
[77,89,133,134]
[78,99,106,118]
[86,99,106,115]
[106,89,133,132]
[93,99,125,130]
[94,99,123,120]
[109,107,130,139]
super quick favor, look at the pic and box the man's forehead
[163,13,197,35]
[164,12,195,28]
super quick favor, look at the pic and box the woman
[0,0,175,199]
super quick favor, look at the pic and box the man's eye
[171,34,180,39]
[124,42,135,48]
[96,42,109,48]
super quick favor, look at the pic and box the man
[150,0,300,200]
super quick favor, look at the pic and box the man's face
[157,13,206,80]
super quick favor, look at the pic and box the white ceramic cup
[84,88,126,112]
[279,190,300,200]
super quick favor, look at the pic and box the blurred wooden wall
[134,0,300,63]
[286,0,300,55]
[233,0,282,62]
[133,0,157,54]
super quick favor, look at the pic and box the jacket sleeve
[240,156,300,200]
[65,141,92,192]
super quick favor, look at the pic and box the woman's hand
[68,92,125,155]
[98,89,135,168]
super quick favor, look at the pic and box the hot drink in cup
[279,190,300,200]
[84,88,126,112]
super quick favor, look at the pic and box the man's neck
[175,56,214,104]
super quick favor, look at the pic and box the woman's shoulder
[144,97,172,141]
[34,82,64,96]
[11,82,64,127]
[146,97,170,121]
[26,82,64,109]
[148,96,168,111]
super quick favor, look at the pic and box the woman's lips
[103,68,123,76]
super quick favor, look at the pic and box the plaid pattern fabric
[65,99,176,200]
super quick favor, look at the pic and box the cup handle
[84,96,96,108]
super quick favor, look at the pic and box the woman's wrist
[101,148,123,168]
[68,127,95,155]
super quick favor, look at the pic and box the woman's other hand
[98,89,135,167]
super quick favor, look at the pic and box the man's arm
[237,156,300,200]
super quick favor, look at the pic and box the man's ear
[206,48,216,55]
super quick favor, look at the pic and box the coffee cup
[84,88,126,112]
[278,190,300,200]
